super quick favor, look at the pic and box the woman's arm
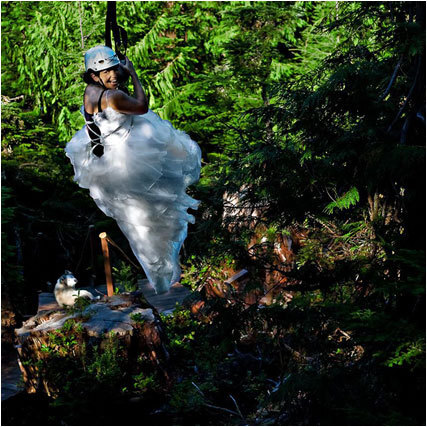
[109,57,148,115]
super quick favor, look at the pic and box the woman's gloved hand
[119,56,137,77]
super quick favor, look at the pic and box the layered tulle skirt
[66,108,201,293]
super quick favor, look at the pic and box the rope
[74,226,92,274]
[104,235,143,272]
[73,226,142,285]
[78,1,84,50]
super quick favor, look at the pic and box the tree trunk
[15,292,169,397]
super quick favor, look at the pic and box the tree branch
[400,115,410,145]
[203,402,241,418]
[387,55,421,132]
[229,394,246,422]
[191,382,242,418]
[78,1,84,50]
[380,55,402,101]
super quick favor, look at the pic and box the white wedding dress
[65,94,201,294]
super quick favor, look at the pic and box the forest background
[1,1,425,425]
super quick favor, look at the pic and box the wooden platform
[37,279,190,313]
[139,280,191,314]
[94,279,191,314]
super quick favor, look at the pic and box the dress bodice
[92,107,134,143]
[81,89,134,144]
[93,106,130,129]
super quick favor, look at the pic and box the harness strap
[105,3,113,49]
[105,2,127,60]
[83,89,106,157]
[98,89,106,113]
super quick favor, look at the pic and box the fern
[131,14,170,62]
[324,187,360,214]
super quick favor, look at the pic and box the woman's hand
[120,56,136,77]
[110,56,148,115]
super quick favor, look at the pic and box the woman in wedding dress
[65,46,201,294]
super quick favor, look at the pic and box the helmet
[84,45,120,72]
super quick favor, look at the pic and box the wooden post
[99,232,114,297]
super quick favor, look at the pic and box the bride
[65,46,201,294]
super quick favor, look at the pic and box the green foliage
[324,187,360,214]
[87,334,123,386]
[386,339,425,369]
[41,322,81,357]
[112,260,138,292]
[160,305,199,353]
[132,372,156,393]
[1,2,86,140]
[181,253,236,290]
[129,312,146,324]
[63,293,92,319]
[169,379,204,413]
[35,326,128,395]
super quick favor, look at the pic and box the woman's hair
[82,66,130,93]
[82,70,102,85]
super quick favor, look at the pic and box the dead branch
[203,402,241,418]
[191,382,242,418]
[1,95,24,104]
[282,342,313,363]
[229,394,246,422]
[18,163,38,169]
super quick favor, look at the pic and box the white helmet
[84,45,120,72]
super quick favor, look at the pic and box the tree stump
[15,292,169,397]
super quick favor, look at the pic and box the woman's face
[92,65,119,89]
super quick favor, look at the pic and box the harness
[84,89,135,158]
[105,2,127,60]
[84,89,106,157]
